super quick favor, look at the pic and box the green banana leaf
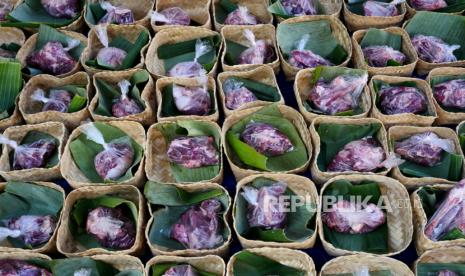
[94,70,149,117]
[37,85,87,113]
[324,271,392,276]
[154,120,221,183]
[69,122,144,183]
[276,20,348,65]
[160,83,216,118]
[223,77,281,104]
[51,257,143,276]
[0,60,22,120]
[224,39,276,66]
[151,262,218,276]
[405,12,465,60]
[157,35,221,73]
[303,66,368,116]
[8,130,59,169]
[145,182,230,250]
[214,0,238,23]
[347,0,401,15]
[0,181,63,249]
[322,180,389,254]
[459,124,465,153]
[85,2,107,26]
[316,122,382,171]
[430,74,465,112]
[232,250,306,276]
[226,104,308,172]
[1,0,84,28]
[0,42,21,55]
[268,0,326,18]
[417,263,465,276]
[86,30,150,71]
[235,177,315,242]
[69,195,138,250]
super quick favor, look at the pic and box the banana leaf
[232,250,306,276]
[160,83,216,117]
[8,130,59,169]
[37,85,87,113]
[145,182,230,250]
[430,74,465,113]
[51,257,143,276]
[347,0,401,15]
[322,180,389,254]
[215,0,238,23]
[235,177,315,242]
[268,0,326,18]
[0,60,22,120]
[151,262,218,276]
[0,42,21,54]
[69,122,144,183]
[69,195,138,250]
[85,30,150,71]
[226,104,308,172]
[94,70,149,117]
[276,20,348,65]
[417,263,465,276]
[405,12,465,60]
[223,77,281,103]
[224,40,247,65]
[157,35,221,73]
[84,2,107,26]
[1,0,84,28]
[316,122,382,171]
[459,124,465,152]
[303,66,368,116]
[154,120,221,183]
[324,271,392,276]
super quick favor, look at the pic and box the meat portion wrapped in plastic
[31,88,72,113]
[437,271,459,276]
[238,29,275,65]
[309,74,368,115]
[241,122,294,157]
[95,24,128,70]
[224,6,259,25]
[164,265,198,276]
[0,48,15,58]
[289,35,333,69]
[223,78,257,110]
[86,206,136,249]
[395,132,455,167]
[172,77,211,115]
[241,182,287,229]
[424,180,465,241]
[281,0,317,16]
[363,0,403,16]
[80,123,134,181]
[41,0,80,18]
[410,0,447,10]
[112,80,143,117]
[379,85,427,115]
[167,136,219,168]
[434,79,465,109]
[412,35,460,63]
[0,1,12,21]
[171,199,223,250]
[1,215,56,247]
[168,39,211,77]
[27,39,80,75]
[0,260,52,276]
[151,7,190,26]
[322,200,386,234]
[99,1,134,24]
[362,46,406,67]
[328,137,402,172]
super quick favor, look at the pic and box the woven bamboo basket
[0,97,23,132]
[343,0,406,31]
[226,247,316,276]
[389,126,464,189]
[145,120,223,184]
[0,181,65,254]
[80,24,151,76]
[0,122,67,181]
[220,24,280,74]
[18,72,91,129]
[426,67,465,125]
[152,0,212,32]
[309,117,390,185]
[213,0,273,30]
[352,27,418,77]
[222,104,312,181]
[89,69,155,126]
[155,76,219,123]
[146,182,232,257]
[278,15,352,80]
[414,247,465,274]
[0,251,52,266]
[91,254,145,273]
[56,185,146,257]
[233,173,319,249]
[16,30,87,78]
[60,120,146,189]
[319,254,414,276]
[84,0,155,28]
[0,27,25,53]
[294,68,371,124]
[146,26,222,79]
[273,0,343,23]
[145,255,225,275]
[319,174,413,256]
[217,65,284,117]
[369,75,437,128]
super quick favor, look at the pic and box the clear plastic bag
[238,29,274,65]
[168,39,211,77]
[281,0,317,16]
[111,79,143,117]
[223,78,257,110]
[289,34,333,69]
[99,1,135,25]
[151,7,190,26]
[2,215,56,247]
[224,6,258,25]
[434,79,465,109]
[95,24,128,69]
[27,38,80,75]
[31,88,72,113]
[167,136,219,168]
[379,85,427,115]
[0,260,52,275]
[163,265,198,276]
[41,0,80,19]
[241,122,294,157]
[410,0,447,10]
[362,45,406,67]
[363,0,404,16]
[172,75,211,115]
[412,35,460,63]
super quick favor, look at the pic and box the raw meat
[224,6,258,25]
[363,0,403,16]
[289,34,333,68]
[410,0,447,10]
[27,39,80,75]
[241,122,294,157]
[0,260,51,276]
[168,39,211,77]
[2,215,56,247]
[362,45,406,67]
[41,0,80,18]
[434,79,465,109]
[281,0,317,16]
[223,78,257,110]
[163,265,198,276]
[238,29,275,65]
[111,80,143,117]
[95,24,128,69]
[379,85,427,115]
[412,35,460,63]
[151,7,190,26]
[31,88,72,113]
[99,1,135,24]
[167,136,219,168]
[172,77,211,115]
